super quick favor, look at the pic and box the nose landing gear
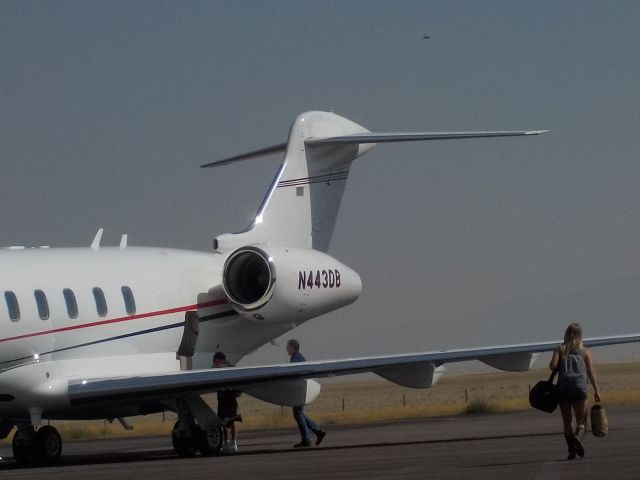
[12,424,62,466]
[35,426,63,464]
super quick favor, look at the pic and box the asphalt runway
[1,405,638,479]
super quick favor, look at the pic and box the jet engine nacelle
[222,244,362,324]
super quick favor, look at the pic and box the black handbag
[529,370,558,413]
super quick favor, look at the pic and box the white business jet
[1,111,638,466]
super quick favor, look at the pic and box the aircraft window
[63,288,78,319]
[121,286,136,315]
[4,291,20,321]
[92,287,107,317]
[34,290,49,320]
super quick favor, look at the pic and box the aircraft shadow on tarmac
[0,431,558,470]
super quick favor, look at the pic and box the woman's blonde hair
[561,323,583,355]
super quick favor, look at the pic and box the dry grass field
[4,361,640,442]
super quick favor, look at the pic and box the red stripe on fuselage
[0,299,229,344]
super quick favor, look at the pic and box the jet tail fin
[207,111,547,253]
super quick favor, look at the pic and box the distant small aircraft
[423,35,431,39]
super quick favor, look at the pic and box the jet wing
[68,332,640,406]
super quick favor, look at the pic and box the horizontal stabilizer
[201,142,287,168]
[305,130,548,146]
[200,130,548,169]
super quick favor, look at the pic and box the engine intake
[223,247,275,310]
[222,244,361,324]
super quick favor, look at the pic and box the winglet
[91,228,104,251]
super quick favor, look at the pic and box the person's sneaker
[227,441,238,455]
[220,440,231,454]
[294,440,311,448]
[316,430,326,446]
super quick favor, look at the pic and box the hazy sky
[2,1,639,369]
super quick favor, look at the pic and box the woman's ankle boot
[565,434,576,460]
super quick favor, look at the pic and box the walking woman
[549,323,601,460]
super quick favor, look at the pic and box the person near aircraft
[287,339,327,448]
[213,351,240,454]
[12,110,631,468]
[549,323,601,460]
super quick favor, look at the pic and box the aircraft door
[177,311,199,370]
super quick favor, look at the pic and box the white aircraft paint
[1,111,633,465]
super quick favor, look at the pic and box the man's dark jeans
[293,406,319,442]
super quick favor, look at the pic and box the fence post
[403,394,406,407]
[465,388,468,403]
[342,398,345,412]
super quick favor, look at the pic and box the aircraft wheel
[172,421,198,457]
[197,425,224,456]
[12,427,36,466]
[35,426,62,465]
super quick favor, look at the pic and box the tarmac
[1,405,638,479]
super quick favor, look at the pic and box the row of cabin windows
[3,287,136,322]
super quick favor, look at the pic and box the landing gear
[35,426,62,464]
[12,426,36,465]
[196,424,224,456]
[172,396,226,457]
[171,420,225,457]
[12,425,62,466]
[172,420,198,457]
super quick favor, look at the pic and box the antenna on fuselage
[91,228,104,251]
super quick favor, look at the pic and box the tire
[35,426,62,465]
[172,421,198,458]
[12,427,36,466]
[197,425,224,456]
